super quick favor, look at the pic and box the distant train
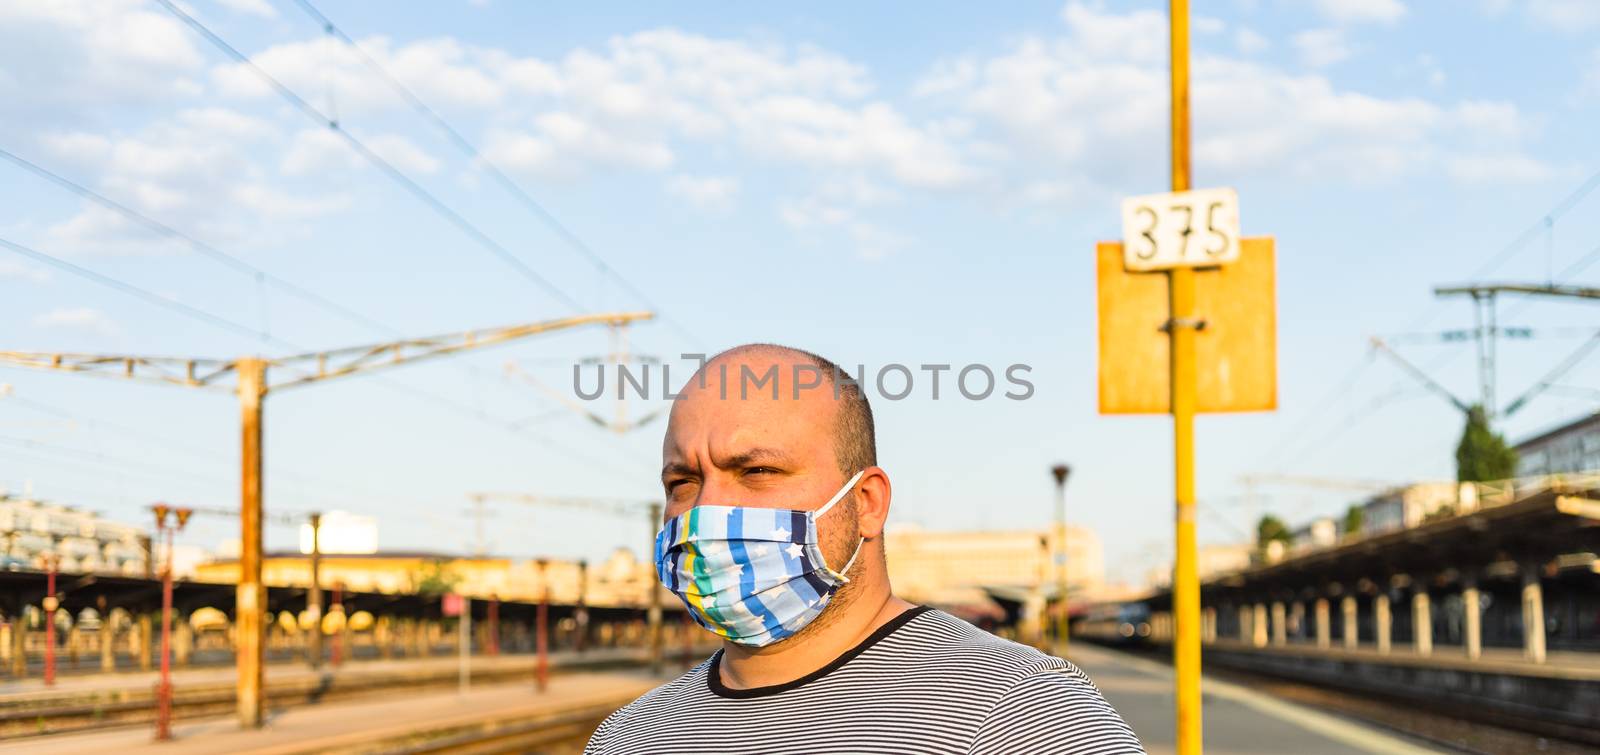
[1074,601,1153,647]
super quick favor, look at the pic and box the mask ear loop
[814,469,866,518]
[814,469,867,582]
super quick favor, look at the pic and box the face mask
[654,469,866,647]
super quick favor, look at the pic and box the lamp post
[330,582,344,668]
[487,595,499,657]
[1051,464,1071,656]
[42,551,58,687]
[151,503,192,742]
[535,558,549,693]
[306,512,322,669]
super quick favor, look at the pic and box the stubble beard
[745,495,867,653]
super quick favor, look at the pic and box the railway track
[357,705,612,755]
[1097,642,1596,755]
[0,653,647,740]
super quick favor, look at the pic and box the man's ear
[855,466,892,539]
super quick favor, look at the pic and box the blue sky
[2,0,1598,585]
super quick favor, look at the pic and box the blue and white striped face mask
[654,470,866,647]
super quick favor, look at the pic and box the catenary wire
[0,235,643,479]
[0,148,652,475]
[153,0,585,314]
[286,0,704,349]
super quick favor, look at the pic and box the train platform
[0,670,659,754]
[1069,643,1446,754]
[1202,637,1600,679]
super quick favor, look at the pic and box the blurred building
[0,492,149,575]
[193,546,656,607]
[1360,481,1462,535]
[1147,543,1254,588]
[1288,517,1337,555]
[1515,412,1600,476]
[298,511,378,554]
[883,523,1105,612]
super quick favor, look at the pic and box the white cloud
[1452,100,1534,142]
[0,259,49,282]
[1482,0,1600,30]
[233,184,353,219]
[1446,154,1553,184]
[779,196,854,229]
[214,35,506,113]
[1315,0,1406,25]
[1525,0,1600,30]
[849,223,911,261]
[913,2,1550,193]
[0,0,203,118]
[218,0,277,19]
[37,109,348,255]
[1235,28,1269,55]
[665,174,740,210]
[476,30,972,189]
[1582,47,1600,99]
[281,128,442,177]
[1293,28,1351,68]
[1414,53,1446,87]
[912,58,978,98]
[33,307,122,337]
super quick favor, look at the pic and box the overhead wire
[153,0,585,314]
[0,235,272,342]
[285,0,704,350]
[0,143,658,478]
[0,235,643,479]
[1257,170,1600,482]
[0,147,396,335]
[0,147,581,419]
[0,389,405,503]
[145,0,677,446]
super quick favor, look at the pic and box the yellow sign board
[1097,237,1277,414]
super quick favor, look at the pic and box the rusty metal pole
[156,521,174,741]
[331,583,344,668]
[681,612,694,669]
[647,502,662,674]
[487,596,499,657]
[575,559,589,654]
[536,559,549,692]
[1051,464,1071,656]
[44,554,57,687]
[235,357,267,729]
[307,512,322,670]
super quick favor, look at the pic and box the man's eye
[745,467,777,476]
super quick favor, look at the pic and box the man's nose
[692,472,742,508]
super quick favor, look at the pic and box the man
[586,345,1142,754]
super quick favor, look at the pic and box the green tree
[1455,405,1518,482]
[1342,504,1363,535]
[411,559,461,596]
[1256,514,1292,552]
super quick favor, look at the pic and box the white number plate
[1120,187,1240,271]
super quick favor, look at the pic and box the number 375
[1120,188,1239,271]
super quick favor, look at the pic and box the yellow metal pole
[236,357,266,728]
[1169,2,1202,754]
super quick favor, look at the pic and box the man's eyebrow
[660,461,696,480]
[719,447,796,469]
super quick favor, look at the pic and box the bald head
[660,344,876,514]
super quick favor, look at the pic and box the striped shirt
[585,606,1144,754]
